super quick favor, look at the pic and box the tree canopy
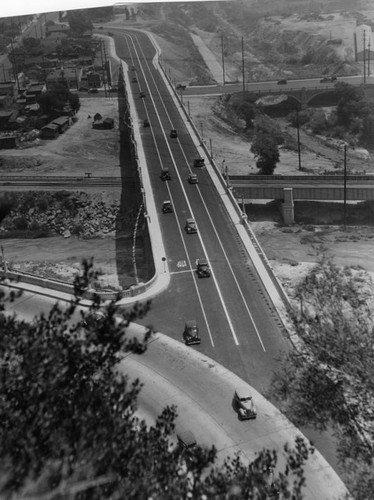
[269,256,374,499]
[251,131,280,175]
[0,263,316,499]
[37,84,80,116]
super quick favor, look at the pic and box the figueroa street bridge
[230,175,374,224]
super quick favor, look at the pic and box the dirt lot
[0,95,122,288]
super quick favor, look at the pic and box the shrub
[13,216,28,230]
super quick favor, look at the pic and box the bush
[13,216,28,230]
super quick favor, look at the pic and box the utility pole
[9,38,20,92]
[241,37,245,92]
[368,38,371,76]
[296,108,301,171]
[343,144,347,226]
[221,34,225,85]
[99,41,107,97]
[363,30,366,84]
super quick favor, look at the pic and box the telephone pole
[241,37,245,92]
[221,34,225,85]
[363,30,366,84]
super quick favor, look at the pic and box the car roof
[186,218,195,223]
[235,385,252,398]
[177,429,196,447]
[163,200,171,204]
[185,320,197,328]
[198,258,208,265]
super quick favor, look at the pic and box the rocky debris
[1,191,120,239]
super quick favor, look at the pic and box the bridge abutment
[280,187,294,224]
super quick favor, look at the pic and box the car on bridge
[233,386,257,420]
[193,157,205,168]
[196,258,210,278]
[160,168,171,181]
[277,79,287,85]
[183,320,201,346]
[185,218,197,234]
[161,200,173,213]
[188,173,198,184]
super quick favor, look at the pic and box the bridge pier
[280,187,294,224]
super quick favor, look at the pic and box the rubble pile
[1,192,120,239]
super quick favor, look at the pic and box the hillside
[136,1,373,84]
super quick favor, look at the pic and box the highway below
[112,29,291,395]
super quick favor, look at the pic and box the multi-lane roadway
[112,30,291,394]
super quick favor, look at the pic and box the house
[41,123,59,139]
[87,72,101,88]
[0,110,17,131]
[0,95,13,109]
[46,67,82,90]
[52,116,70,133]
[45,24,70,37]
[0,133,19,149]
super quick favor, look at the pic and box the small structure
[0,134,19,149]
[41,123,59,139]
[52,116,70,133]
[92,117,114,130]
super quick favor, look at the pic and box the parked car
[170,129,178,138]
[193,157,205,168]
[188,173,198,184]
[160,168,171,181]
[183,320,201,346]
[233,386,257,420]
[109,86,118,92]
[88,88,99,93]
[79,86,89,92]
[162,200,173,213]
[139,91,145,98]
[176,83,187,90]
[196,258,210,278]
[185,218,197,234]
[277,79,287,85]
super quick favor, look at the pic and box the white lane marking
[124,33,215,348]
[131,33,240,346]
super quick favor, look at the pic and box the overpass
[230,174,374,223]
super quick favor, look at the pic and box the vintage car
[196,258,210,278]
[185,218,197,234]
[176,429,196,450]
[162,200,173,213]
[193,157,205,168]
[143,118,150,127]
[176,83,187,90]
[188,173,198,184]
[160,168,171,181]
[233,386,257,420]
[183,320,201,346]
[170,129,178,138]
[139,91,145,98]
[277,79,287,85]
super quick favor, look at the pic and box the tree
[67,10,93,34]
[37,85,80,116]
[0,262,315,499]
[251,131,280,174]
[269,256,374,499]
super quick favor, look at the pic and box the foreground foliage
[270,256,374,499]
[0,264,313,499]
